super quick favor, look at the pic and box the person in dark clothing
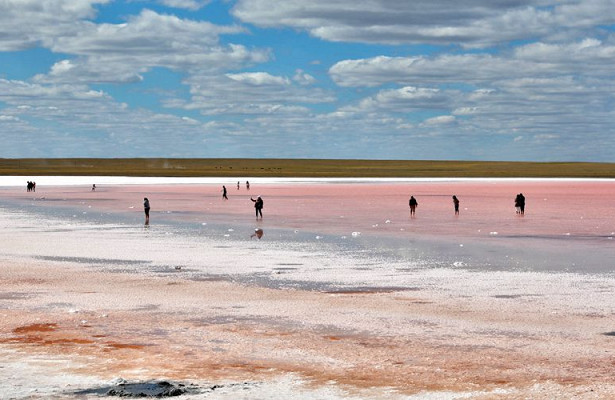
[222,185,228,200]
[143,197,150,225]
[409,196,418,217]
[452,195,460,215]
[517,193,525,215]
[251,196,263,219]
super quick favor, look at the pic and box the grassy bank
[1,158,615,178]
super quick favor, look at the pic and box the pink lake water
[1,179,614,276]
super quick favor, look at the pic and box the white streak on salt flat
[1,175,613,187]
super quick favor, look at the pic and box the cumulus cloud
[32,10,267,84]
[0,78,218,157]
[232,0,615,47]
[421,115,456,126]
[168,72,334,115]
[345,87,452,113]
[0,0,109,51]
[293,69,317,86]
[226,72,291,86]
[158,0,210,10]
[330,38,615,88]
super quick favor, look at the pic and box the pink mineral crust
[1,179,614,399]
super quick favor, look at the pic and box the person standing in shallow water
[452,195,460,215]
[143,197,150,225]
[222,185,228,200]
[515,193,526,215]
[518,193,525,215]
[409,196,418,217]
[251,196,263,219]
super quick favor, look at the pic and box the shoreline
[1,175,614,188]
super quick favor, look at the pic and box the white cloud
[232,0,615,47]
[342,86,451,113]
[0,0,110,51]
[329,39,615,89]
[31,10,268,84]
[293,69,316,86]
[226,72,291,86]
[421,115,456,126]
[0,78,220,157]
[159,0,210,11]
[168,73,334,115]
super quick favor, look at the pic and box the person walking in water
[409,196,418,217]
[246,181,250,191]
[251,196,263,219]
[452,195,460,215]
[143,197,150,225]
[222,185,228,200]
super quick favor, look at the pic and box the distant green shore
[1,158,615,178]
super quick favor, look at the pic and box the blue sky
[1,0,614,161]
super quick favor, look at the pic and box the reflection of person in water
[408,196,418,217]
[251,196,263,219]
[222,185,228,200]
[452,195,460,215]
[143,197,150,225]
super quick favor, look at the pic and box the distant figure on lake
[27,181,36,192]
[452,195,460,215]
[237,181,240,190]
[222,185,228,200]
[246,181,250,191]
[92,184,96,191]
[143,197,150,225]
[409,196,418,217]
[515,193,526,215]
[251,196,263,219]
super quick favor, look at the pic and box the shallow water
[1,179,614,283]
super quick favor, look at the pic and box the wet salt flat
[1,178,615,399]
